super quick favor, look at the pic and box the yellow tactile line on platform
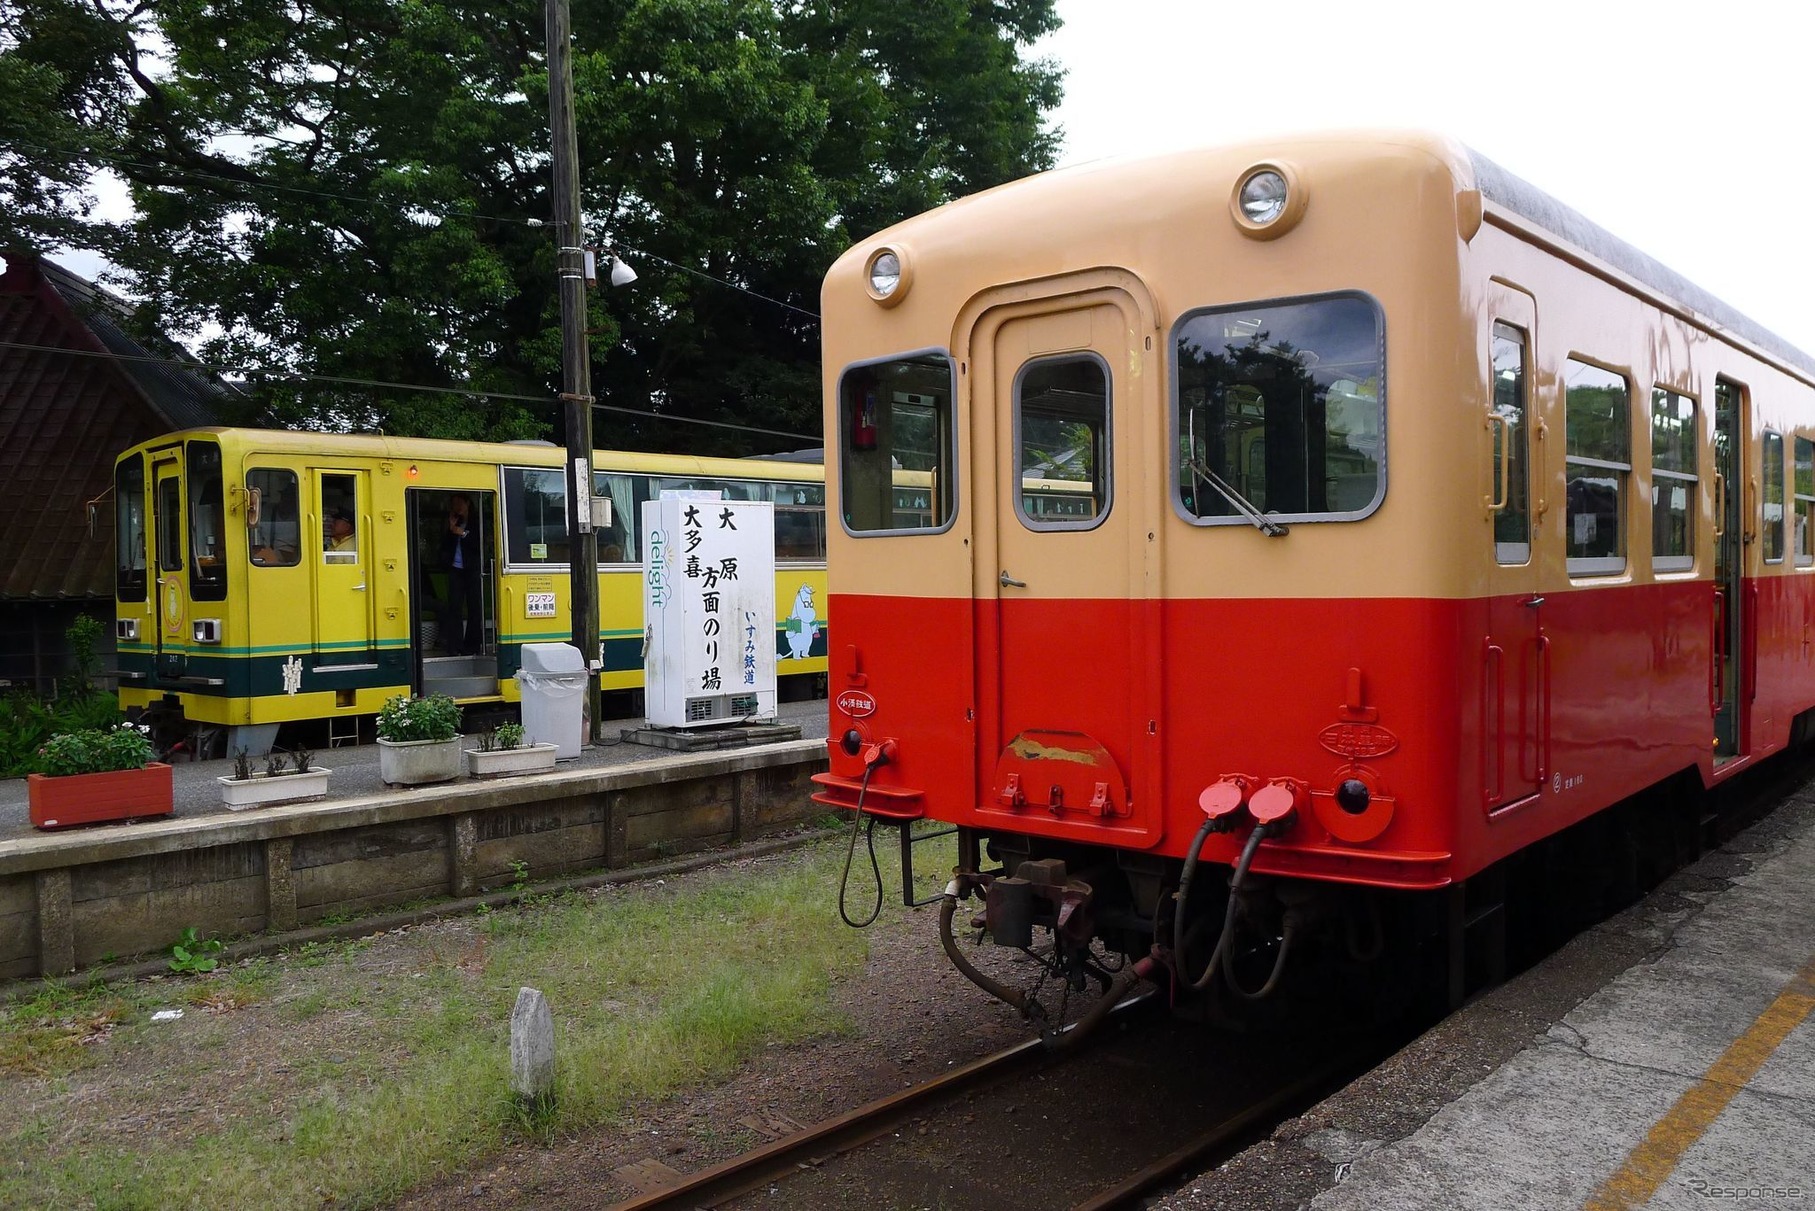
[1582,952,1815,1211]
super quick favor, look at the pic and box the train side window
[593,471,645,564]
[1564,359,1630,576]
[503,467,570,565]
[246,469,301,567]
[321,473,359,562]
[115,455,147,602]
[1491,323,1531,564]
[1762,430,1786,564]
[1016,355,1110,530]
[838,352,956,534]
[187,440,227,600]
[1650,389,1697,572]
[1795,438,1814,567]
[1175,293,1384,524]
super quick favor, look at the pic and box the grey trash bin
[517,642,588,760]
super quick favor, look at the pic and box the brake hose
[836,762,884,928]
[1173,818,1270,990]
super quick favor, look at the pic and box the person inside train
[326,508,357,558]
[435,493,484,655]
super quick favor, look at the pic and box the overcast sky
[1033,0,1815,353]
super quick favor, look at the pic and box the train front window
[1174,294,1384,524]
[115,455,147,602]
[1016,356,1109,530]
[1564,359,1630,576]
[188,440,227,600]
[838,352,956,534]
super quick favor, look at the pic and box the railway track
[605,993,1389,1211]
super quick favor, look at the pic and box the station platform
[1161,776,1815,1210]
[0,696,829,840]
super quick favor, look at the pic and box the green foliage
[231,749,253,781]
[0,0,1062,447]
[376,693,461,743]
[61,614,105,697]
[167,927,224,975]
[494,722,525,750]
[33,723,154,777]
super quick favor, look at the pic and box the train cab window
[187,440,227,601]
[1174,294,1384,525]
[1763,431,1786,564]
[156,476,183,574]
[1650,390,1697,572]
[838,352,956,534]
[503,467,570,565]
[1564,359,1630,576]
[246,469,301,567]
[1015,355,1109,529]
[115,455,147,602]
[320,473,359,562]
[1491,323,1531,564]
[1795,438,1814,567]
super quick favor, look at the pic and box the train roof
[832,130,1813,382]
[120,427,826,479]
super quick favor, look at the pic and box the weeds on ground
[0,841,878,1210]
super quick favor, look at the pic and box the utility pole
[546,0,601,742]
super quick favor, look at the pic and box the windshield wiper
[1186,457,1289,537]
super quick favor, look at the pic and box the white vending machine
[642,492,777,728]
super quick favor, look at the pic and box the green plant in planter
[35,724,156,776]
[494,722,526,750]
[376,693,461,743]
[292,747,314,774]
[232,749,254,781]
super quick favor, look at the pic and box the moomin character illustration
[783,583,818,660]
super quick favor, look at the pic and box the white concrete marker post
[510,986,556,1107]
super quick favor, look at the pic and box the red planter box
[26,763,175,830]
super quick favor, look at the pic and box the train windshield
[1174,294,1384,524]
[838,353,956,533]
[115,454,147,601]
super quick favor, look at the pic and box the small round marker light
[841,729,864,757]
[1335,779,1371,816]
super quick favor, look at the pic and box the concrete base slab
[619,723,805,752]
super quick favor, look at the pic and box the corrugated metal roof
[0,254,236,601]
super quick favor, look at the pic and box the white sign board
[642,493,777,728]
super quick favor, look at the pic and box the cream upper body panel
[822,130,1815,604]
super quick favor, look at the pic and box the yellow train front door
[150,455,189,678]
[312,469,375,666]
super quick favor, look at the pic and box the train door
[967,277,1162,848]
[1483,287,1545,812]
[311,469,376,666]
[150,453,189,680]
[1713,378,1745,761]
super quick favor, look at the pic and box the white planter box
[377,736,463,786]
[465,742,559,779]
[217,767,332,810]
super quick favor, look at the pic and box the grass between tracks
[0,836,911,1210]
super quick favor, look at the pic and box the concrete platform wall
[0,741,828,980]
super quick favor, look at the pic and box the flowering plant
[376,693,461,743]
[35,724,156,777]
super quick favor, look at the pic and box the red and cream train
[812,131,1815,1020]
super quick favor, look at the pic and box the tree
[0,0,1063,450]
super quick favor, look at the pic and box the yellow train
[112,428,828,753]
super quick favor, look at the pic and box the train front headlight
[864,246,912,306]
[1231,162,1307,239]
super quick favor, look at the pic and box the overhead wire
[0,339,820,444]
